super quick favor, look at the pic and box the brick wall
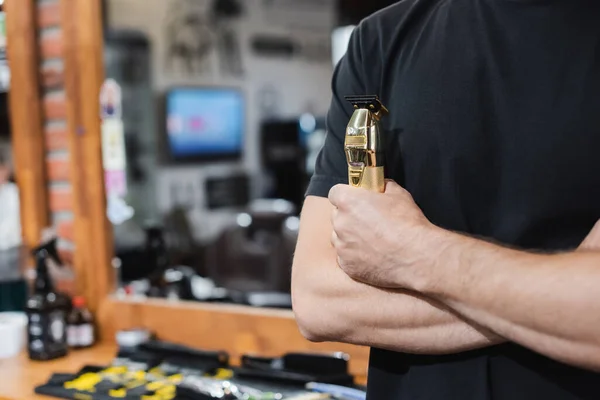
[37,0,75,293]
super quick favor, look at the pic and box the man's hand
[330,176,600,292]
[329,179,600,370]
[293,195,505,354]
[329,180,438,289]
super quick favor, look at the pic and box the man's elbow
[295,315,327,343]
[291,281,338,343]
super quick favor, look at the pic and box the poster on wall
[99,79,122,120]
[0,11,9,92]
[100,79,134,225]
[0,11,6,54]
[164,0,245,78]
[101,119,127,175]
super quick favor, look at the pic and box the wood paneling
[100,298,371,383]
[5,0,50,250]
[60,0,114,312]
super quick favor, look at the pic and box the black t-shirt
[305,0,600,399]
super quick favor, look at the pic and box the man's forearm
[292,196,503,355]
[417,229,600,370]
[293,256,503,354]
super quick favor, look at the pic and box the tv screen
[166,87,244,161]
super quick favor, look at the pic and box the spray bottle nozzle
[32,237,62,267]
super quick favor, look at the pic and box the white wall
[107,0,336,241]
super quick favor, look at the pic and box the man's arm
[326,181,600,370]
[291,196,503,354]
[416,228,600,370]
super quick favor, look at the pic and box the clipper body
[344,95,388,192]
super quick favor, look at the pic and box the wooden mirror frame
[6,0,369,382]
[7,0,113,308]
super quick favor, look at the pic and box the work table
[0,298,369,400]
[0,344,116,400]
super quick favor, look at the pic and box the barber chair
[206,199,299,308]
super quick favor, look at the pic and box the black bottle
[67,296,95,349]
[26,239,69,361]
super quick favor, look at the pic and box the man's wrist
[390,222,460,291]
[415,228,535,300]
[418,226,466,293]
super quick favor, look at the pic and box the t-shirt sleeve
[305,25,368,198]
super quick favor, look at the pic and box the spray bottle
[26,238,69,360]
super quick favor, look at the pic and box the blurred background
[93,0,397,309]
[0,0,400,395]
[0,0,397,312]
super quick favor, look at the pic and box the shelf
[99,296,370,383]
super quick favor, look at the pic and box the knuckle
[331,216,341,232]
[330,231,338,247]
[336,239,349,253]
[329,185,350,208]
[328,185,341,204]
[331,211,345,231]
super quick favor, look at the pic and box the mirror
[99,0,379,309]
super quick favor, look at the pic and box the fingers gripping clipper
[344,95,388,192]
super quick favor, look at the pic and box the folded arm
[413,227,600,370]
[291,196,504,355]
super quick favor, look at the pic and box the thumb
[579,219,600,251]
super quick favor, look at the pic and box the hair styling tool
[344,95,388,193]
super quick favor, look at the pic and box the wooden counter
[99,297,370,382]
[0,299,369,399]
[0,344,117,400]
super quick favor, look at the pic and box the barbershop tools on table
[305,382,366,400]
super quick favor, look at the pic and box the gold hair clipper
[344,95,388,192]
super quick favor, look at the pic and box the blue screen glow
[166,88,244,158]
